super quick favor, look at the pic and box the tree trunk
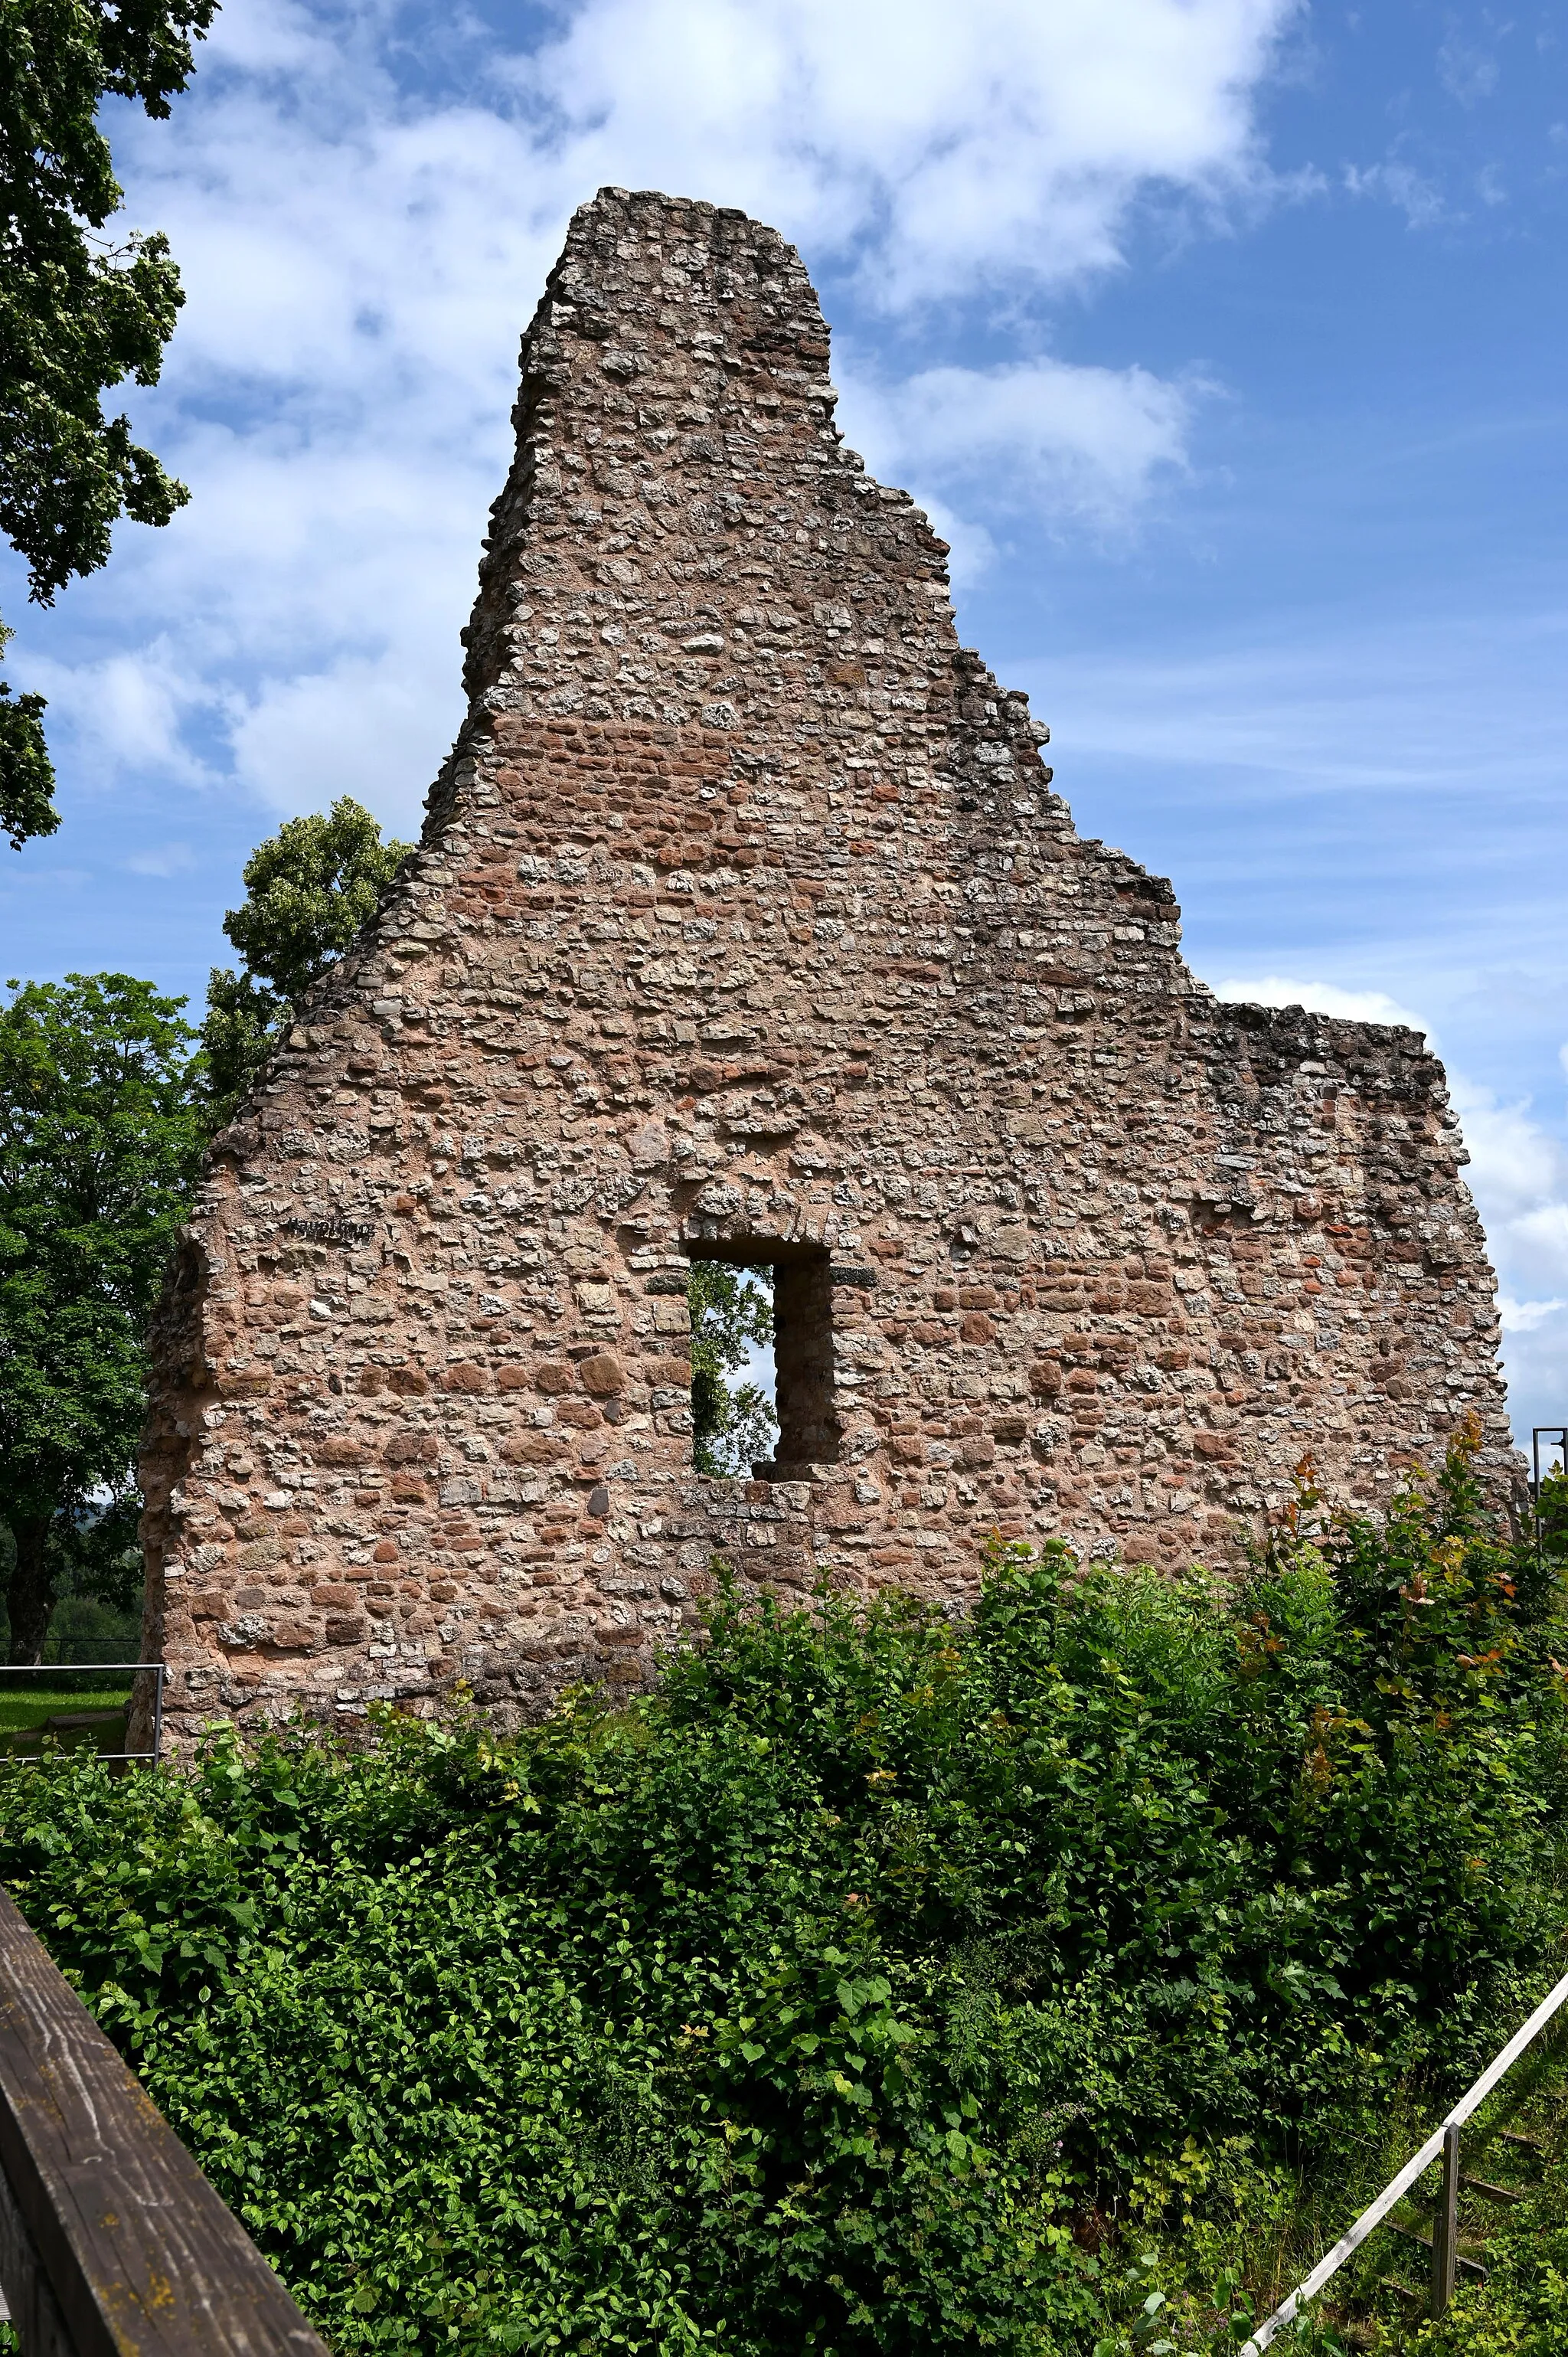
[6,1514,55,1664]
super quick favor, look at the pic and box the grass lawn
[0,1688,133,1754]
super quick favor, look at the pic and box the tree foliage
[2,1438,1563,2352]
[688,1259,776,1475]
[0,972,199,1656]
[1536,1463,1568,1564]
[199,796,410,1129]
[0,804,403,1653]
[0,669,54,849]
[0,0,218,847]
[197,966,285,1133]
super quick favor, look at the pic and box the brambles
[0,1435,1562,2353]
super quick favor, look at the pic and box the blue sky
[4,0,1567,1445]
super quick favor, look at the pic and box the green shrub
[0,1437,1563,2354]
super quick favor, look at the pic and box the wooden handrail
[0,1884,328,2356]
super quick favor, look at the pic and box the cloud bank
[524,0,1292,305]
[2,0,1298,826]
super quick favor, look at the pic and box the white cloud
[1344,159,1446,227]
[3,0,1299,835]
[229,651,456,833]
[1511,1203,1568,1288]
[1437,26,1502,106]
[20,641,217,788]
[524,0,1296,307]
[125,842,197,878]
[838,356,1200,551]
[1500,1296,1566,1333]
[1452,1080,1568,1231]
[1214,974,1429,1031]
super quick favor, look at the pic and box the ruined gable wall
[139,189,1515,1747]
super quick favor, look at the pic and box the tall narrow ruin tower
[139,189,1517,1746]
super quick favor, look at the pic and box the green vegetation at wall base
[1,1443,1565,2355]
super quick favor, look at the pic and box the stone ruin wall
[136,188,1518,1749]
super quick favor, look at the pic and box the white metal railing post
[1239,1964,1568,2354]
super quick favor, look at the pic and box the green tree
[199,796,411,1130]
[0,1485,143,1659]
[1,0,218,848]
[0,973,200,1659]
[688,1260,776,1476]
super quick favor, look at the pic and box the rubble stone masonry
[137,188,1518,1747]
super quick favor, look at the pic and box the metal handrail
[1241,1965,1568,2352]
[0,1662,165,1765]
[1532,1429,1568,1564]
[1531,1428,1566,1495]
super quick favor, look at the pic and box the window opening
[685,1243,840,1474]
[688,1261,775,1476]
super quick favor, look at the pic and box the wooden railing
[0,1885,328,2355]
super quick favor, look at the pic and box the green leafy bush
[0,1439,1563,2354]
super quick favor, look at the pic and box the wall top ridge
[390,188,1215,1020]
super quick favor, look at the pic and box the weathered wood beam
[0,1885,328,2356]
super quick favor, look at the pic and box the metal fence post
[1431,2120,1459,2319]
[1530,1427,1567,1563]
